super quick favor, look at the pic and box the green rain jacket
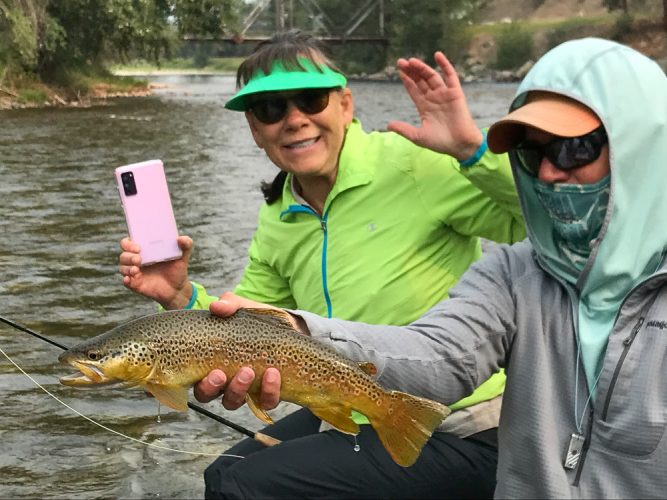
[297,39,667,497]
[191,119,525,418]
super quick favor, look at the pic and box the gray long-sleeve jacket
[299,240,667,498]
[297,38,667,498]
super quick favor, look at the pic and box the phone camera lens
[121,171,137,196]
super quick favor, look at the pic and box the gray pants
[205,408,497,499]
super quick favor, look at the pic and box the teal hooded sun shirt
[510,38,667,395]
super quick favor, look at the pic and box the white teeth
[288,138,317,149]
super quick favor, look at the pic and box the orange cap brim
[487,91,601,153]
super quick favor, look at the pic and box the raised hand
[388,51,484,161]
[118,235,194,309]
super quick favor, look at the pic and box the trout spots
[134,346,153,367]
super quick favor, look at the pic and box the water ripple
[0,75,516,498]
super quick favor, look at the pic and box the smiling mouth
[286,137,319,149]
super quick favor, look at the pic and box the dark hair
[261,171,288,204]
[236,29,343,89]
[242,30,344,205]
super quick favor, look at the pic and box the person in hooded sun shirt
[488,91,613,396]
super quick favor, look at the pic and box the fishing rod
[0,314,280,448]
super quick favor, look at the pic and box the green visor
[225,58,347,111]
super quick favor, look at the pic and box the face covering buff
[534,175,611,271]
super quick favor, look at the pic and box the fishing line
[0,344,244,459]
[0,314,280,448]
[0,315,68,350]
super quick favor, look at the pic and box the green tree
[173,0,242,37]
[0,0,64,74]
[495,22,533,70]
[386,0,482,64]
[1,0,244,81]
[603,0,667,32]
[601,0,663,20]
[41,0,177,76]
[603,0,629,11]
[387,0,445,62]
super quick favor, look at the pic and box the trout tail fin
[367,391,451,467]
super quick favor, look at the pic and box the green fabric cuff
[156,281,219,312]
[189,281,220,311]
[350,410,370,425]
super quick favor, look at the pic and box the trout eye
[87,350,101,361]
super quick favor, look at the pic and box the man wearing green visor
[119,30,525,498]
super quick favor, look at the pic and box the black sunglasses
[511,126,608,176]
[246,88,336,125]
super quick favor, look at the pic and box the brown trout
[58,308,450,467]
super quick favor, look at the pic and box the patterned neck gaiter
[534,175,611,271]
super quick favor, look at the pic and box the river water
[0,75,517,498]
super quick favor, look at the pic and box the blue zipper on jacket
[280,204,333,318]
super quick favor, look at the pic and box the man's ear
[245,112,265,149]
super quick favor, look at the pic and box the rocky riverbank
[354,59,536,84]
[3,16,666,109]
[0,79,154,110]
[358,15,667,84]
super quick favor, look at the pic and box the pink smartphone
[115,159,182,266]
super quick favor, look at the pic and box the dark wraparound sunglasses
[246,87,337,124]
[511,126,608,176]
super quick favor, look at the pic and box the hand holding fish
[118,235,194,309]
[387,51,484,162]
[194,366,282,411]
[194,292,298,408]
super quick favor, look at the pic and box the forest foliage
[0,0,494,82]
[0,0,664,88]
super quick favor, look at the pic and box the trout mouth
[59,360,120,387]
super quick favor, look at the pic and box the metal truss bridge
[185,0,388,45]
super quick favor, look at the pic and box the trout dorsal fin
[241,307,296,330]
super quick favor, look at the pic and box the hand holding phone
[115,159,182,266]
